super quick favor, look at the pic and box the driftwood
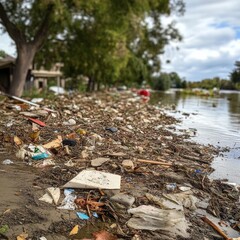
[201,216,230,240]
[180,154,210,164]
[137,159,172,166]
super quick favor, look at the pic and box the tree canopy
[0,0,185,96]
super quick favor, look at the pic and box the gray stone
[110,193,135,208]
[91,157,109,167]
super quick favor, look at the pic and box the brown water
[151,89,240,184]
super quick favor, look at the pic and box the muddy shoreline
[0,91,239,240]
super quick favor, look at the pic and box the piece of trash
[63,170,121,189]
[35,159,55,168]
[39,237,47,240]
[63,118,76,125]
[14,136,23,146]
[166,183,177,191]
[76,212,89,220]
[28,118,46,127]
[127,205,189,238]
[2,159,14,165]
[16,148,27,160]
[69,225,79,236]
[29,130,41,142]
[17,232,28,240]
[20,112,38,118]
[57,189,76,210]
[76,128,87,135]
[122,160,134,171]
[179,186,191,192]
[65,160,76,167]
[31,98,43,103]
[32,152,50,160]
[43,136,62,149]
[137,89,150,97]
[105,127,118,133]
[201,216,230,240]
[39,187,60,205]
[62,139,77,147]
[49,86,65,94]
[91,157,110,167]
[75,198,105,212]
[110,193,135,208]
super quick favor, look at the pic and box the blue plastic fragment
[32,152,50,160]
[76,212,89,220]
[93,212,98,218]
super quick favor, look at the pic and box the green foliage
[0,0,185,94]
[230,69,240,84]
[22,88,56,100]
[151,73,171,90]
[188,77,235,90]
[119,54,148,87]
[35,0,185,90]
[0,50,6,58]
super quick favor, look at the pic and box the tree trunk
[9,45,36,97]
[86,77,92,92]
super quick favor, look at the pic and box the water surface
[151,90,240,183]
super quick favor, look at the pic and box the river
[151,89,240,184]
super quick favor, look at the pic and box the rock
[110,193,135,208]
[91,157,110,167]
[122,160,134,171]
[63,119,76,125]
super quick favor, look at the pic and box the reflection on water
[151,90,240,183]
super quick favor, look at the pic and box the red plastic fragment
[28,117,46,127]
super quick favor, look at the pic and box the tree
[151,72,171,90]
[35,0,185,90]
[0,0,185,96]
[0,1,78,96]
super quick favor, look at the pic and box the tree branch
[0,3,25,44]
[32,3,54,49]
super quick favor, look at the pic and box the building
[0,54,64,93]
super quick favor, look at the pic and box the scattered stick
[0,91,56,113]
[137,159,172,166]
[180,154,210,164]
[201,216,230,240]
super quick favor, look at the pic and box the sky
[1,0,240,82]
[161,0,240,81]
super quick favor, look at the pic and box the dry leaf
[14,136,23,145]
[69,224,79,236]
[29,130,41,142]
[92,230,117,240]
[17,232,28,240]
[43,136,62,149]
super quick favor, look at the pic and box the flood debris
[63,170,121,189]
[0,91,239,239]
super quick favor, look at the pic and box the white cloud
[162,0,240,81]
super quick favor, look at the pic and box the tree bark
[9,45,36,97]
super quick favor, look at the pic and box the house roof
[0,54,15,69]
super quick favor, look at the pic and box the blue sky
[1,0,240,82]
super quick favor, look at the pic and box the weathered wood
[137,159,172,166]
